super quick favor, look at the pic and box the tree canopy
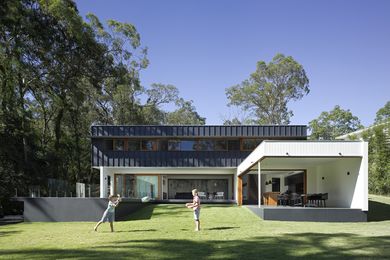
[225,53,310,125]
[0,0,205,198]
[375,101,390,124]
[308,105,363,140]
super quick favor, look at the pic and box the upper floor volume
[91,125,307,167]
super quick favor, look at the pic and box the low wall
[15,198,146,222]
[248,206,367,222]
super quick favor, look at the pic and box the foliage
[226,53,309,124]
[165,98,206,125]
[374,101,390,124]
[309,105,363,140]
[362,122,390,195]
[0,0,205,198]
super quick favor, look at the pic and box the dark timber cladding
[91,125,307,138]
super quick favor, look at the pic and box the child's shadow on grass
[180,227,239,231]
[207,227,239,231]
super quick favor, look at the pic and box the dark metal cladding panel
[95,151,252,167]
[275,126,280,136]
[290,126,295,136]
[91,125,308,138]
[221,126,225,136]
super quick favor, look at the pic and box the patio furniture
[198,192,207,200]
[215,192,224,200]
[319,193,328,207]
[289,193,303,207]
[304,193,328,207]
[263,192,279,206]
[277,194,286,206]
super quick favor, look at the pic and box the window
[128,140,141,151]
[181,140,196,151]
[198,140,215,151]
[242,139,262,151]
[227,140,240,151]
[136,176,158,199]
[113,140,125,151]
[215,140,227,151]
[103,139,113,151]
[159,140,168,151]
[168,140,181,151]
[141,140,157,151]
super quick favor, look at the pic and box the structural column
[237,175,243,206]
[99,166,108,198]
[258,161,261,208]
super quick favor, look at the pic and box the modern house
[92,125,368,221]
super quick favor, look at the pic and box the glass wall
[242,139,262,150]
[136,176,158,198]
[181,140,197,151]
[113,140,125,151]
[106,138,263,151]
[114,174,159,199]
[168,179,229,200]
[128,140,141,151]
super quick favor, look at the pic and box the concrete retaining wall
[15,198,146,222]
[247,206,367,222]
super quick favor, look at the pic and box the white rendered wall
[312,158,365,209]
[305,167,317,194]
[262,174,287,193]
[99,166,114,198]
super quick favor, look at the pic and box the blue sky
[75,0,390,127]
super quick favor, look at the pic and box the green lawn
[1,195,390,259]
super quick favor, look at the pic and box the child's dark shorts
[193,208,200,221]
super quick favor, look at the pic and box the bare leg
[94,221,103,231]
[110,222,114,232]
[195,220,200,231]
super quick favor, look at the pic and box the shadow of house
[2,233,390,259]
[124,204,156,221]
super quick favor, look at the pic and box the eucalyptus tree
[86,13,149,125]
[165,98,206,125]
[309,105,363,140]
[375,101,390,124]
[226,53,310,124]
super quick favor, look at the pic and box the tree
[86,13,148,125]
[165,98,206,125]
[0,0,207,199]
[309,105,363,140]
[375,101,390,124]
[363,122,390,195]
[0,0,110,196]
[226,53,309,124]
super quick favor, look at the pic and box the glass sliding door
[168,179,229,199]
[115,175,125,197]
[136,176,158,199]
[114,174,159,199]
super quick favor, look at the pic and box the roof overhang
[237,140,367,176]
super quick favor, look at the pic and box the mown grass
[0,195,390,259]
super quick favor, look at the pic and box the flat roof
[237,140,367,176]
[91,125,307,138]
